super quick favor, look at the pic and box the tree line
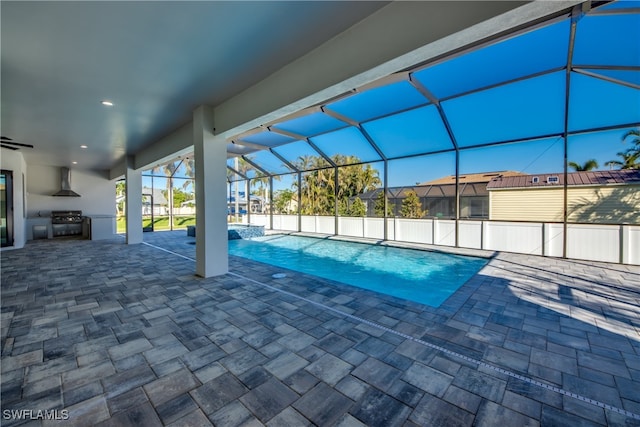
[270,154,426,218]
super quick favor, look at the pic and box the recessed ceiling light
[101,100,114,107]
[72,161,78,164]
[80,145,88,148]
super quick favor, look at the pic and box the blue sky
[267,10,638,191]
[254,125,637,191]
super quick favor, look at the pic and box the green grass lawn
[116,215,196,233]
[116,217,126,233]
[173,216,196,227]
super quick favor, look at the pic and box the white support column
[194,105,228,277]
[125,155,143,244]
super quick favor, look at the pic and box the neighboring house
[487,169,640,224]
[272,196,298,215]
[227,192,265,215]
[118,188,195,216]
[416,171,525,219]
[357,171,524,218]
[142,187,169,215]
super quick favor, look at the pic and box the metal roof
[419,171,525,186]
[486,169,640,190]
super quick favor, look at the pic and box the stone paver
[143,368,200,407]
[293,382,354,426]
[305,353,353,387]
[239,378,299,422]
[1,231,639,426]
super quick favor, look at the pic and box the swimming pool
[228,234,488,307]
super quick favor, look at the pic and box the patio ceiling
[226,1,640,181]
[0,1,390,170]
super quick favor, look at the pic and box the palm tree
[605,129,640,170]
[250,172,281,213]
[151,161,178,224]
[181,158,195,192]
[605,151,640,170]
[295,156,334,215]
[290,154,382,216]
[232,157,253,219]
[622,129,640,149]
[568,159,599,171]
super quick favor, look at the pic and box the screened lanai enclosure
[147,1,639,264]
[116,159,196,233]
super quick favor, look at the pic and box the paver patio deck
[1,230,639,426]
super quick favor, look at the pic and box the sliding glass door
[1,170,14,247]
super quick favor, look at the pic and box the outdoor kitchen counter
[26,216,53,240]
[26,215,116,241]
[85,215,116,240]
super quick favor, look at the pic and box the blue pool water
[228,235,488,307]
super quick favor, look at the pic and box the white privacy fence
[249,214,640,265]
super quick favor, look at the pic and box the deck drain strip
[143,241,640,421]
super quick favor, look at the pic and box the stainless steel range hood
[52,167,81,197]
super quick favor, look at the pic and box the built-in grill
[51,210,85,238]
